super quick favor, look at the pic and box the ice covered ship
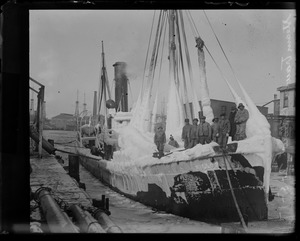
[75,10,284,224]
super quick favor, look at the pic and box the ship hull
[78,149,268,223]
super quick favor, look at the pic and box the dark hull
[79,153,268,223]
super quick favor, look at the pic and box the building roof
[51,113,75,120]
[277,82,295,92]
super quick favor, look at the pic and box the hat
[212,117,218,122]
[220,113,226,117]
[193,118,199,122]
[184,118,189,122]
[238,103,244,108]
[199,116,206,119]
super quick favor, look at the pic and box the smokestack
[113,62,128,112]
[93,91,97,116]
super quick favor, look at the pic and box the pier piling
[68,154,80,183]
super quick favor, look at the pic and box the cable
[222,151,248,232]
[203,10,240,84]
[141,10,157,95]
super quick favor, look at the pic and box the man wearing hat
[234,103,249,141]
[211,117,220,143]
[154,125,166,158]
[218,113,231,147]
[181,118,192,149]
[198,116,212,145]
[188,118,200,148]
[229,105,238,141]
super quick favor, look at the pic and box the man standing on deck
[229,105,238,141]
[211,117,220,143]
[181,118,192,149]
[218,113,231,147]
[188,118,199,148]
[198,116,212,145]
[154,126,166,158]
[234,103,249,141]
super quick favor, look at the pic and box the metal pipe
[37,189,79,233]
[93,209,123,233]
[69,205,105,233]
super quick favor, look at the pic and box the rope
[222,152,248,232]
[141,10,157,95]
[150,11,166,93]
[203,10,240,84]
[184,10,197,38]
[224,154,260,220]
[187,10,200,37]
[175,10,189,118]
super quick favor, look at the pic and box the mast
[83,92,87,114]
[165,10,185,137]
[75,90,79,117]
[169,10,177,89]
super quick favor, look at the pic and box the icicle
[196,37,214,124]
[151,91,159,133]
[165,78,185,140]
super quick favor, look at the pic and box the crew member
[188,118,199,148]
[211,117,220,143]
[229,105,238,141]
[234,103,249,141]
[181,118,192,149]
[168,135,179,148]
[198,116,212,145]
[218,113,231,147]
[154,126,166,158]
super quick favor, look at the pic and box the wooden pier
[30,154,122,233]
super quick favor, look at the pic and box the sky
[29,9,296,119]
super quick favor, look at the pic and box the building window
[283,91,289,108]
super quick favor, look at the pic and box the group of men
[154,103,249,157]
[181,103,249,149]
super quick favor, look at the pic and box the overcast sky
[29,9,295,119]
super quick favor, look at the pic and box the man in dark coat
[181,118,192,149]
[198,116,212,145]
[211,117,220,143]
[154,126,166,158]
[229,105,237,141]
[234,103,249,141]
[218,113,231,147]
[188,118,199,148]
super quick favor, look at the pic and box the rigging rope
[175,10,190,118]
[151,11,167,93]
[187,10,200,37]
[141,10,157,96]
[179,10,201,117]
[203,10,240,84]
[222,152,248,232]
[184,10,197,38]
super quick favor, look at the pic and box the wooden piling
[68,154,80,183]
